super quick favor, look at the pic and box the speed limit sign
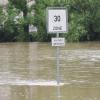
[47,7,68,33]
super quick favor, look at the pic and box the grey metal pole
[56,33,61,100]
[56,33,60,85]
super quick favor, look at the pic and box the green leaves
[0,7,6,25]
[0,0,100,42]
[8,0,27,11]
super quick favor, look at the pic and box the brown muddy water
[0,42,100,100]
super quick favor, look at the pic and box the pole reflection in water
[57,86,61,100]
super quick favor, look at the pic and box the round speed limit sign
[47,7,68,33]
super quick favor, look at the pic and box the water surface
[0,42,100,100]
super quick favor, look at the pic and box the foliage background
[0,0,100,42]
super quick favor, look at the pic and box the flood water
[0,42,100,100]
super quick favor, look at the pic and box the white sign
[47,8,68,33]
[29,25,37,32]
[52,38,65,46]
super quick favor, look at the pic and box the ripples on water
[0,42,100,100]
[0,79,64,86]
[60,49,100,87]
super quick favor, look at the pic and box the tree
[8,0,30,41]
[0,6,5,42]
[68,0,100,41]
[66,0,88,41]
[2,4,21,42]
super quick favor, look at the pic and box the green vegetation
[0,0,100,42]
[68,0,100,41]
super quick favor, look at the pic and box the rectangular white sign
[29,25,37,32]
[47,8,68,33]
[52,38,65,46]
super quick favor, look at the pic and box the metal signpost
[47,7,68,100]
